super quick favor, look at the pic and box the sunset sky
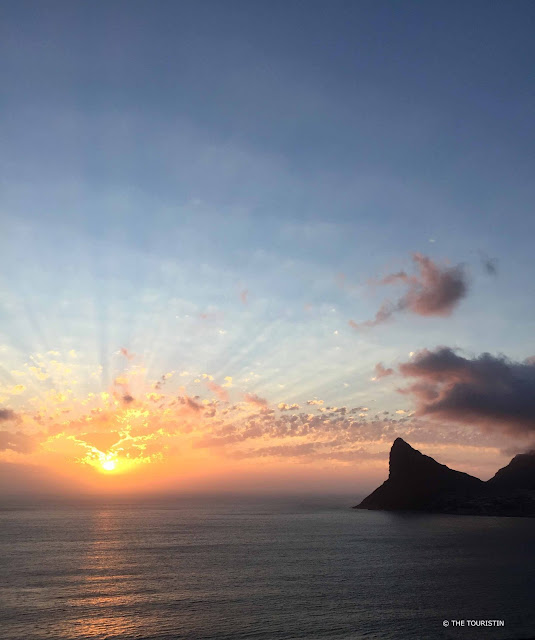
[1,1,534,497]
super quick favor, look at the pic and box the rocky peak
[487,451,535,493]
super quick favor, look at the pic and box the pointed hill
[487,451,535,493]
[355,439,535,516]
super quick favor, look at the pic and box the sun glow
[101,459,116,472]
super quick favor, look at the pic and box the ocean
[1,496,534,640]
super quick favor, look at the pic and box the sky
[1,0,534,498]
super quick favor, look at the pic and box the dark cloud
[178,395,203,413]
[398,347,535,436]
[154,374,171,391]
[480,252,498,276]
[122,394,135,404]
[350,254,468,329]
[0,409,17,422]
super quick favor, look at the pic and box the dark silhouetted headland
[355,438,535,517]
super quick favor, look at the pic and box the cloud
[351,301,399,330]
[232,442,319,459]
[480,252,498,276]
[207,381,229,402]
[5,345,512,474]
[80,431,121,452]
[0,430,37,453]
[240,289,248,304]
[0,409,17,422]
[244,393,268,407]
[350,254,468,329]
[372,362,394,380]
[154,372,174,390]
[29,366,49,381]
[278,402,301,411]
[119,347,136,361]
[398,347,535,436]
[183,396,203,412]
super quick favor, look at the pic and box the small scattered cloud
[278,403,301,411]
[244,393,268,407]
[480,252,498,277]
[207,381,229,403]
[119,348,136,361]
[179,396,203,413]
[29,366,49,381]
[153,372,174,390]
[372,362,394,381]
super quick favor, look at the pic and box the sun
[101,459,116,472]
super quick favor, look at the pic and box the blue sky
[1,1,534,493]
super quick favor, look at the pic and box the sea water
[1,496,534,640]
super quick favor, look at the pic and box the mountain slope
[355,439,535,516]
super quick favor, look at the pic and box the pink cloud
[244,393,268,407]
[207,381,229,403]
[373,362,394,380]
[350,253,468,329]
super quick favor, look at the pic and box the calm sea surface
[1,496,534,640]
